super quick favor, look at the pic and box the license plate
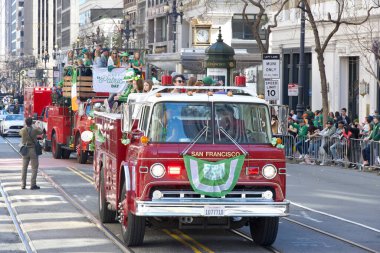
[204,206,225,216]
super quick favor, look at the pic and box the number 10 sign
[265,79,280,101]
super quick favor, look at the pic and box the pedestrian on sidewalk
[19,117,43,190]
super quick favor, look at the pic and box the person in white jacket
[318,120,336,165]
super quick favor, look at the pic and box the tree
[241,0,290,54]
[299,0,378,125]
[347,21,380,89]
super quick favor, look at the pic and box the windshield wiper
[218,127,248,155]
[181,126,208,156]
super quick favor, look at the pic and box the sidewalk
[0,143,123,252]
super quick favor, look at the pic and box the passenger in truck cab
[162,106,186,142]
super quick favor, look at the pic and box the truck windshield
[149,102,212,143]
[214,103,271,144]
[148,102,271,144]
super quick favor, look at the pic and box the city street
[0,136,379,253]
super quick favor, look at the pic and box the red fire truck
[45,97,106,163]
[93,86,289,247]
[24,86,52,119]
[44,66,108,163]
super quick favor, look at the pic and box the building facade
[142,0,263,87]
[78,0,123,50]
[270,1,380,120]
[8,0,25,56]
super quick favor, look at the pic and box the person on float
[143,80,154,93]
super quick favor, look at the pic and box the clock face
[196,29,210,43]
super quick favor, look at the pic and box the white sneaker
[320,162,326,166]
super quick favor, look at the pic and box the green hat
[120,52,129,57]
[202,76,215,85]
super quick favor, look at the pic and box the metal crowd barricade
[274,134,295,159]
[348,138,364,169]
[369,140,380,169]
[279,132,380,170]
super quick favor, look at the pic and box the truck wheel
[249,217,279,246]
[43,134,51,152]
[51,133,62,159]
[120,182,145,246]
[61,149,71,159]
[98,170,116,223]
[76,135,88,164]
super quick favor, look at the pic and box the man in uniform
[19,117,43,189]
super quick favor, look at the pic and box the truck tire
[61,149,71,159]
[76,135,88,164]
[51,133,62,159]
[249,217,279,246]
[98,170,116,223]
[43,134,51,152]
[120,181,145,246]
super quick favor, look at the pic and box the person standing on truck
[19,117,43,190]
[130,51,143,76]
[100,48,109,67]
[13,101,20,114]
[108,49,120,69]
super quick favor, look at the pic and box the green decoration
[183,155,245,198]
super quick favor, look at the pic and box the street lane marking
[162,229,202,253]
[300,211,322,223]
[66,167,94,185]
[291,201,380,233]
[67,166,93,182]
[174,229,215,253]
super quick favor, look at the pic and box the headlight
[262,165,277,179]
[150,163,166,178]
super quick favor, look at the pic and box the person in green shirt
[362,115,380,165]
[130,52,143,76]
[295,119,309,158]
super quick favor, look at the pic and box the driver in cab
[216,105,236,141]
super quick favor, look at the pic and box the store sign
[207,68,228,86]
[263,54,280,79]
[288,83,299,96]
[27,70,35,78]
[265,79,280,101]
[93,68,127,93]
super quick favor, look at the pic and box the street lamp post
[121,12,136,52]
[164,0,184,53]
[41,50,50,86]
[53,44,63,82]
[296,0,306,119]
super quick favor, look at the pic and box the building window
[148,19,154,43]
[232,14,266,40]
[156,17,167,42]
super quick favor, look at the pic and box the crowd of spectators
[282,106,380,167]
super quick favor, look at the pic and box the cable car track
[230,216,378,253]
[3,136,378,253]
[2,136,132,253]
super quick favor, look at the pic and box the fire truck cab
[93,87,289,247]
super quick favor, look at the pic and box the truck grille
[153,190,274,202]
[9,126,22,129]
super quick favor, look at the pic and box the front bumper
[135,200,290,217]
[4,128,21,134]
